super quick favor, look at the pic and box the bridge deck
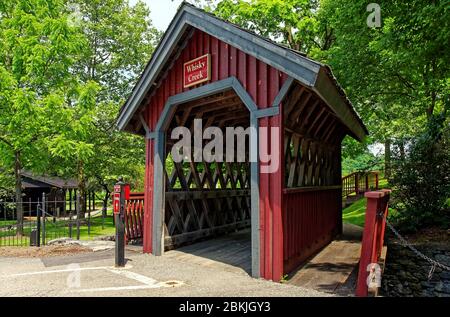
[161,224,362,296]
[286,223,362,295]
[163,229,251,275]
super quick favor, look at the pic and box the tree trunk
[102,188,110,218]
[14,151,23,236]
[384,139,391,179]
[77,161,86,220]
[399,141,406,161]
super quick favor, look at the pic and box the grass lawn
[0,220,18,226]
[343,197,398,228]
[342,177,393,227]
[0,208,116,246]
[343,198,367,227]
[378,177,388,188]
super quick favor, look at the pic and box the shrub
[389,116,450,231]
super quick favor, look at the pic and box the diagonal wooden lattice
[284,131,340,188]
[164,159,251,248]
[162,90,252,249]
[283,82,344,188]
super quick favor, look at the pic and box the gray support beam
[155,77,258,133]
[152,131,165,255]
[254,107,279,119]
[271,77,294,108]
[250,114,260,278]
[147,76,284,277]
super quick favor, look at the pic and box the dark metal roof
[117,2,368,141]
[21,171,78,189]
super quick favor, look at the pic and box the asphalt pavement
[0,247,330,297]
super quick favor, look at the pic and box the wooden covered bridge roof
[117,2,368,141]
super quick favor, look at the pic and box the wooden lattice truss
[283,82,346,188]
[161,82,348,248]
[163,91,251,248]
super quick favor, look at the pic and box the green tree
[208,0,449,178]
[0,0,96,233]
[63,0,160,212]
[206,0,325,54]
[319,0,449,176]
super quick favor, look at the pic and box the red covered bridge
[116,3,368,281]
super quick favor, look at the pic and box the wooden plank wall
[282,188,341,273]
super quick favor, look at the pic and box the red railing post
[377,189,390,257]
[356,190,391,297]
[356,192,379,297]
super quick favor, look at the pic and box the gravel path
[0,245,92,258]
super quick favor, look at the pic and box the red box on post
[113,184,130,214]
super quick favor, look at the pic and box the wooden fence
[342,171,379,198]
[356,189,391,297]
[124,192,144,242]
[282,186,341,273]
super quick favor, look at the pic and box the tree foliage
[205,0,450,228]
[390,116,450,231]
[0,0,159,226]
[65,0,160,200]
[0,0,99,231]
[206,0,331,54]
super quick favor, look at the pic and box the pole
[76,192,80,240]
[41,193,46,246]
[36,199,41,247]
[88,194,91,236]
[115,177,126,267]
[102,204,106,230]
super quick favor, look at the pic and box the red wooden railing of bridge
[283,186,341,273]
[124,192,144,242]
[342,171,379,198]
[356,189,391,297]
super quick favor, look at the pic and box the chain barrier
[378,212,450,280]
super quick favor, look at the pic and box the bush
[389,116,450,231]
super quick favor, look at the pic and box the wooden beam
[288,92,312,127]
[284,86,305,119]
[306,106,326,136]
[312,113,330,138]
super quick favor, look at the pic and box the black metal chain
[378,212,450,280]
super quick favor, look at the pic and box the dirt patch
[0,245,92,258]
[400,227,450,244]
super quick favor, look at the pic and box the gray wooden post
[69,189,72,212]
[76,192,80,240]
[41,192,46,245]
[115,177,126,267]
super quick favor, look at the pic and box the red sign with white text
[113,184,130,214]
[183,54,211,88]
[113,192,120,214]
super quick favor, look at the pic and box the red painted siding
[144,29,287,121]
[142,138,153,253]
[282,188,341,273]
[142,28,288,280]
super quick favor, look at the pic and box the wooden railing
[342,171,379,198]
[282,186,342,273]
[356,189,391,297]
[124,192,144,242]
